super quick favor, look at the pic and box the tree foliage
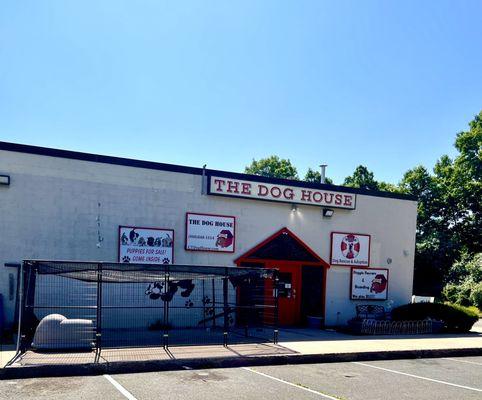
[304,168,333,184]
[343,165,379,190]
[400,111,482,298]
[245,156,299,179]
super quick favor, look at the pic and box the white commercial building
[0,142,417,329]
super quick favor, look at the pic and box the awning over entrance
[234,227,330,267]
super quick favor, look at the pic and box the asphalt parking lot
[1,356,481,400]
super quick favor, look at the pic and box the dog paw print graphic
[122,256,131,263]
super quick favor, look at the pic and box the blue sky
[1,1,481,184]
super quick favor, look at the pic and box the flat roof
[0,141,417,201]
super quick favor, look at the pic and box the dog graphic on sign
[341,234,360,259]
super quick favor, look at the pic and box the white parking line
[441,357,482,366]
[353,362,482,393]
[242,367,340,399]
[104,374,138,400]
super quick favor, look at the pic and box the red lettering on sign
[312,191,323,203]
[344,195,353,206]
[324,193,334,204]
[227,180,239,193]
[335,194,342,205]
[270,186,281,198]
[301,190,312,202]
[283,188,294,200]
[214,179,225,192]
[258,185,269,196]
[241,183,252,195]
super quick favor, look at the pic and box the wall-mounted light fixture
[322,208,334,218]
[0,175,10,186]
[291,204,298,213]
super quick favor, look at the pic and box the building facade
[0,142,418,328]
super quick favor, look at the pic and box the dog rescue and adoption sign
[330,232,370,267]
[185,213,235,253]
[208,176,356,209]
[351,268,388,300]
[118,226,174,264]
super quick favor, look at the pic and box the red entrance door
[266,261,302,326]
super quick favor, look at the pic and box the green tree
[343,165,379,190]
[450,112,482,254]
[377,181,401,193]
[245,156,299,179]
[400,111,482,297]
[304,168,333,184]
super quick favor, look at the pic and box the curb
[2,347,482,379]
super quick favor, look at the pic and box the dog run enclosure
[13,260,279,360]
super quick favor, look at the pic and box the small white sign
[331,232,370,267]
[119,226,174,264]
[185,213,235,252]
[351,268,388,300]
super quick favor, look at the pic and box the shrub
[442,279,478,307]
[470,282,482,310]
[391,302,478,332]
[442,283,459,304]
[457,280,475,306]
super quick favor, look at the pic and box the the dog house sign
[185,213,235,253]
[119,226,174,264]
[351,268,389,300]
[208,176,356,209]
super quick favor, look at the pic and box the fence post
[211,278,216,328]
[223,268,229,347]
[273,269,279,345]
[163,264,170,349]
[202,280,206,329]
[95,263,103,358]
[15,261,25,354]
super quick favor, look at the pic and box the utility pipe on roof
[319,164,328,184]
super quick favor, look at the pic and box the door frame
[234,227,330,324]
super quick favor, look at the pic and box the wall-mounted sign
[351,268,388,300]
[118,226,174,264]
[208,176,356,210]
[185,213,235,253]
[330,232,370,267]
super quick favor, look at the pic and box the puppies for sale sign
[118,226,174,264]
[185,213,235,253]
[330,232,370,267]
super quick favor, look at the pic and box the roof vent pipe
[319,164,328,184]
[201,164,207,194]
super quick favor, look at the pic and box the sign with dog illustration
[330,232,370,267]
[118,226,174,264]
[185,213,235,253]
[351,267,388,300]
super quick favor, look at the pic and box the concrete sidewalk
[2,320,482,378]
[278,320,482,355]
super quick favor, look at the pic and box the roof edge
[0,141,417,202]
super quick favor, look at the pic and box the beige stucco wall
[0,149,417,327]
